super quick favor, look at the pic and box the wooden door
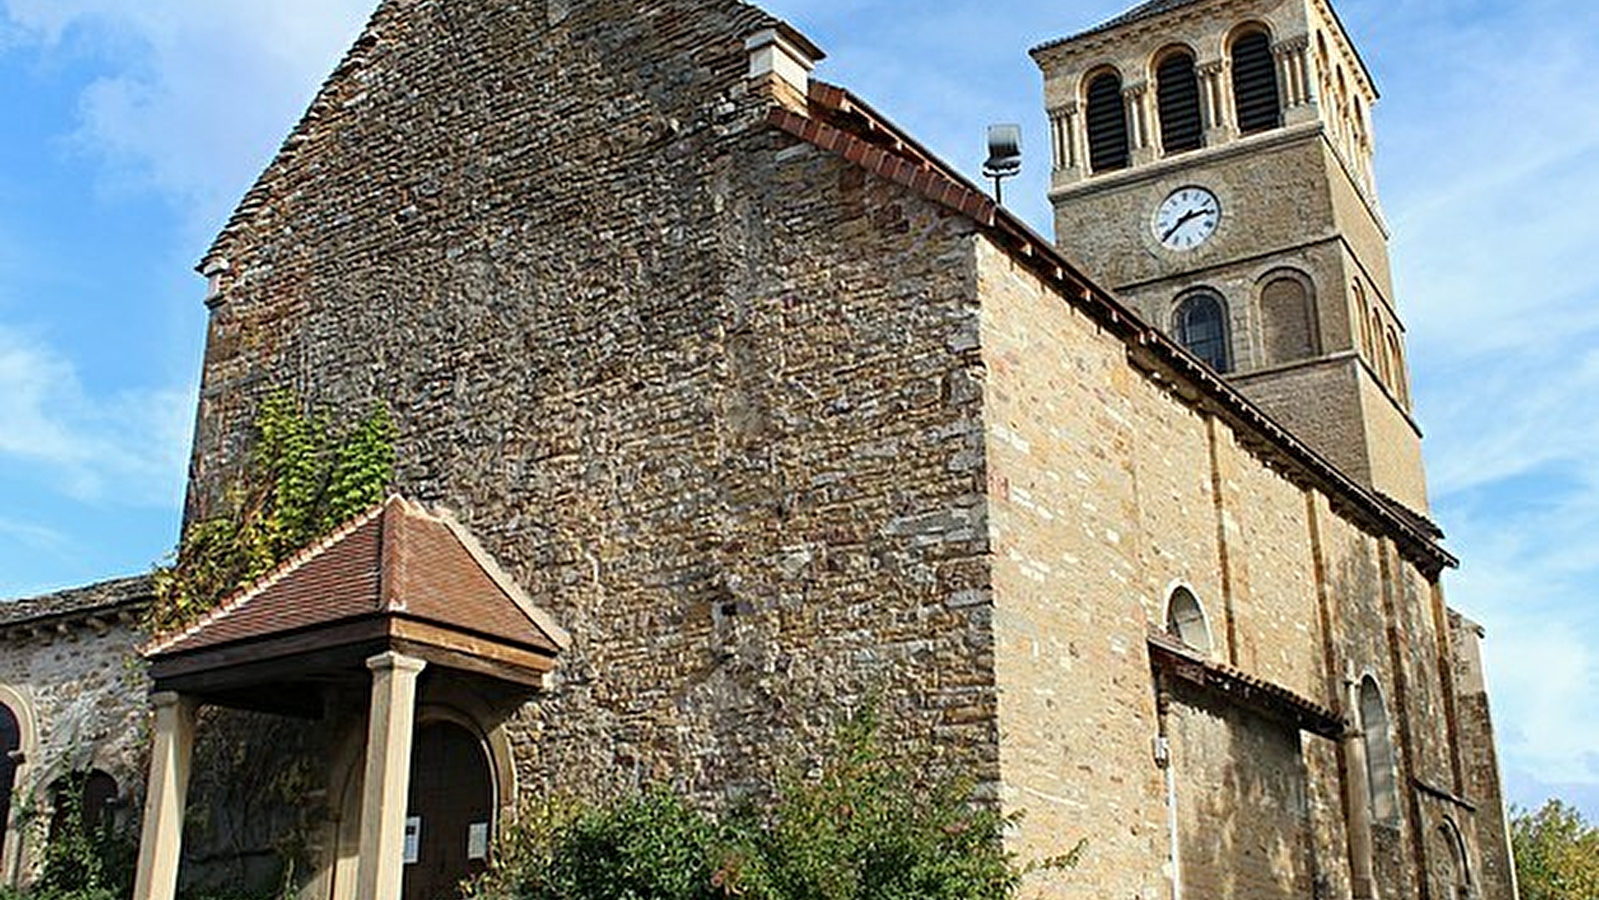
[402,721,493,900]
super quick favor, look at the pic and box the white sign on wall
[467,822,490,861]
[404,817,422,864]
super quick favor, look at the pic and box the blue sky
[0,0,1595,821]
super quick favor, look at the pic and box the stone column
[1197,60,1233,144]
[133,693,199,900]
[1124,82,1156,165]
[1275,37,1317,126]
[1344,679,1378,900]
[1048,103,1083,183]
[354,652,428,900]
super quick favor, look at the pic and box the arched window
[1260,274,1318,364]
[1353,282,1373,359]
[49,770,120,845]
[1165,587,1214,656]
[1156,50,1203,155]
[1439,818,1473,900]
[1370,310,1388,384]
[1086,71,1131,173]
[1360,677,1400,825]
[1231,30,1282,134]
[1386,331,1409,406]
[0,705,16,856]
[1174,292,1231,373]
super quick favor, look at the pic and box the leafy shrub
[25,774,138,900]
[470,709,1079,900]
[481,792,731,900]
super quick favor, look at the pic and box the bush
[20,774,138,900]
[470,709,1079,900]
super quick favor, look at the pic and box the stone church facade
[0,1,1516,900]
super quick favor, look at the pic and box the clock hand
[1162,209,1205,242]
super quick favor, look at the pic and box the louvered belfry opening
[1087,72,1130,172]
[1157,51,1203,154]
[1231,30,1282,134]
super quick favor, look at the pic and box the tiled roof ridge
[1147,628,1343,730]
[768,86,998,227]
[379,496,412,615]
[1032,0,1211,53]
[765,80,1457,579]
[141,498,394,656]
[0,574,153,628]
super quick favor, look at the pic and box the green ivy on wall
[149,389,396,635]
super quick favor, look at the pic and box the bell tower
[1033,0,1428,513]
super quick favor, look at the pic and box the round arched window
[1360,677,1400,825]
[1086,71,1130,173]
[1166,587,1214,656]
[1231,29,1282,134]
[1156,50,1202,155]
[1174,292,1231,373]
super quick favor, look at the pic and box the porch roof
[143,496,568,713]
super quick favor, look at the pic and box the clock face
[1153,186,1221,251]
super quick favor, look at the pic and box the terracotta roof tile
[145,497,567,659]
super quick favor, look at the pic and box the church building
[0,1,1516,899]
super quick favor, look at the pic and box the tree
[1511,799,1599,900]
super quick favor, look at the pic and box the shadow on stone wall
[180,708,341,898]
[1171,679,1313,900]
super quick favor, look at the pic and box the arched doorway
[402,721,494,900]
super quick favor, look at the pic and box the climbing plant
[24,773,138,900]
[149,389,396,634]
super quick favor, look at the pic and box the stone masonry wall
[192,0,998,816]
[972,236,1499,899]
[0,616,148,884]
[175,2,1512,899]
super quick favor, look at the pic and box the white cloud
[0,516,67,551]
[0,325,192,506]
[0,0,373,234]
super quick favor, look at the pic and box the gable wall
[192,0,1000,819]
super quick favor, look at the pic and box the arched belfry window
[1360,676,1400,825]
[1174,291,1231,373]
[1260,274,1318,364]
[1165,587,1214,656]
[1156,50,1203,154]
[1231,30,1282,134]
[1086,71,1131,173]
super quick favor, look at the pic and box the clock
[1153,186,1221,251]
